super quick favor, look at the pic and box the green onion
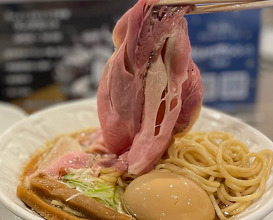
[63,169,124,213]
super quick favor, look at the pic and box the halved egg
[122,172,215,220]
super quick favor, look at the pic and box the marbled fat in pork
[97,0,203,174]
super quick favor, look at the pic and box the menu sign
[187,10,261,112]
[0,0,135,113]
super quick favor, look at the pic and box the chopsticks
[155,0,273,14]
[156,0,252,5]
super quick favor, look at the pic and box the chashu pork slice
[97,0,203,175]
[34,136,92,178]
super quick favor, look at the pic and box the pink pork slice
[36,136,91,177]
[97,0,203,175]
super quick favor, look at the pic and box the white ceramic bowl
[0,98,273,220]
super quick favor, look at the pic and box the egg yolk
[122,172,215,220]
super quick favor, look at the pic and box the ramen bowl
[0,98,273,220]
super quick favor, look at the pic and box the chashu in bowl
[0,98,273,220]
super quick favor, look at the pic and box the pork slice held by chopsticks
[97,0,203,175]
[17,174,131,220]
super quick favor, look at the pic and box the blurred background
[0,0,272,141]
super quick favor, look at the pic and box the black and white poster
[0,0,136,112]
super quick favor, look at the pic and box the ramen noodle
[17,129,273,220]
[152,131,273,219]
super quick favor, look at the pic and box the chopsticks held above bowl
[155,0,273,14]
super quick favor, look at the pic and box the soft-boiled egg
[122,172,215,220]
